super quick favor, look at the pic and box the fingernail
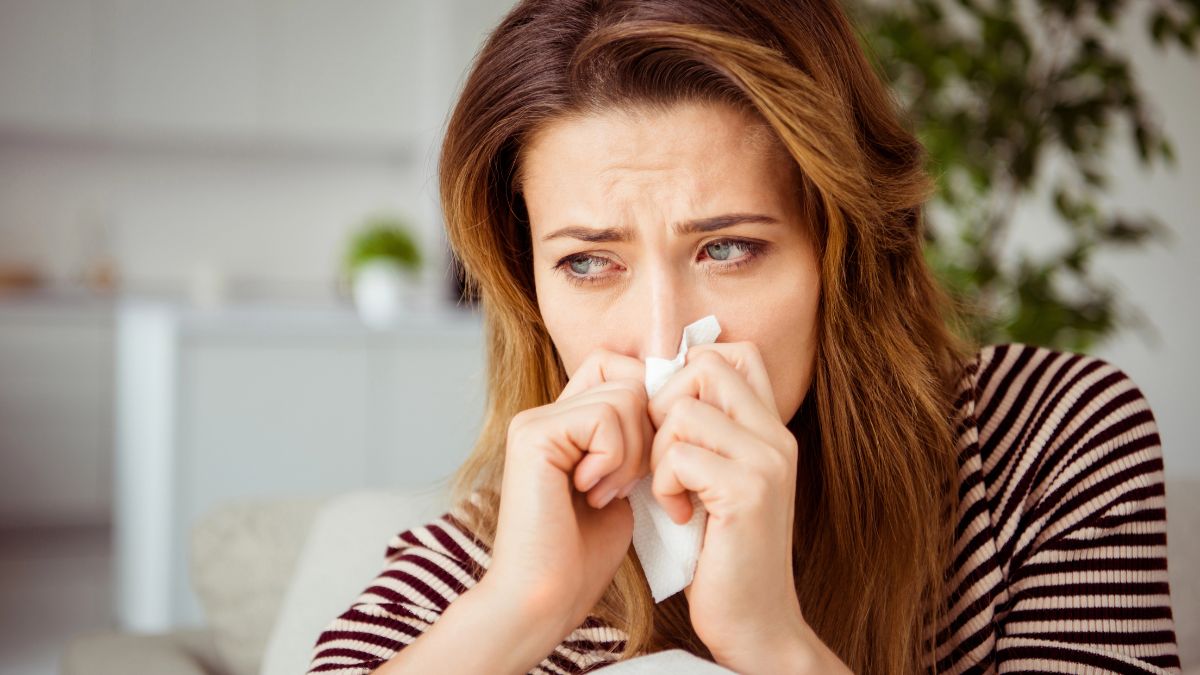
[597,487,619,508]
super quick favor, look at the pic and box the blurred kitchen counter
[0,287,117,530]
[0,289,487,633]
[0,285,480,331]
[110,295,486,633]
[0,286,120,313]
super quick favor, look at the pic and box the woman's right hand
[484,347,653,636]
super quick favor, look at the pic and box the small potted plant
[342,213,423,328]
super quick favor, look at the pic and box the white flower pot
[351,259,418,329]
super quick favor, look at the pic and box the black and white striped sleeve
[304,508,490,675]
[989,351,1181,673]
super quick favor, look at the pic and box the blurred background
[0,1,1196,674]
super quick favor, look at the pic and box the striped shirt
[306,344,1181,674]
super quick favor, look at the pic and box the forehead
[518,102,793,207]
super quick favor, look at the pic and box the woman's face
[522,101,820,422]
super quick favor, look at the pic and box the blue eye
[552,238,767,288]
[704,240,741,261]
[565,255,611,277]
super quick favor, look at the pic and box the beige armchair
[63,479,1200,674]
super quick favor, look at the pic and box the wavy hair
[437,1,973,672]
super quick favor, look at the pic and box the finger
[552,399,627,503]
[559,382,647,501]
[558,348,646,401]
[653,441,733,525]
[619,409,656,493]
[582,398,653,502]
[686,342,776,411]
[648,347,787,450]
[650,396,775,471]
[660,341,777,416]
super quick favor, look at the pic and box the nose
[642,267,690,361]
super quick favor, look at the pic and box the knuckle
[616,379,647,403]
[535,443,562,466]
[693,349,723,368]
[660,398,697,433]
[660,441,692,472]
[578,349,606,371]
[668,441,690,460]
[564,350,606,386]
[740,339,766,364]
[674,395,701,416]
[660,396,681,415]
[780,432,799,460]
[584,347,643,380]
[745,472,773,505]
[762,443,791,476]
[594,399,621,425]
[507,420,542,455]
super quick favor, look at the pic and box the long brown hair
[437,1,973,672]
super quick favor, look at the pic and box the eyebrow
[539,212,781,243]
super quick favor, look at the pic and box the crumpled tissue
[628,314,721,603]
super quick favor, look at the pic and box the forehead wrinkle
[524,103,797,243]
[597,162,690,203]
[597,167,708,235]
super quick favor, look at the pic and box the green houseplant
[850,0,1197,352]
[343,214,424,327]
[343,214,423,278]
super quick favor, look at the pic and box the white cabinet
[0,300,114,527]
[179,342,374,510]
[113,298,487,631]
[367,338,490,484]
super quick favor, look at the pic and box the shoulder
[964,343,1161,462]
[305,492,501,674]
[939,347,1179,675]
[356,491,495,613]
[963,341,1144,406]
[388,493,492,568]
[960,342,1166,546]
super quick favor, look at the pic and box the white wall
[0,0,506,528]
[0,143,428,302]
[0,0,501,307]
[1002,5,1200,478]
[1,0,1195,478]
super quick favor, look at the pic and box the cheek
[733,263,819,419]
[535,266,631,376]
[760,318,817,421]
[535,268,575,353]
[538,294,608,378]
[540,309,580,373]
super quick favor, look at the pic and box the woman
[306,1,1180,673]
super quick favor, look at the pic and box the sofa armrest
[599,650,738,674]
[61,628,226,675]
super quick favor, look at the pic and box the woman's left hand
[644,342,850,675]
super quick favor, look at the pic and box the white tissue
[629,314,721,603]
